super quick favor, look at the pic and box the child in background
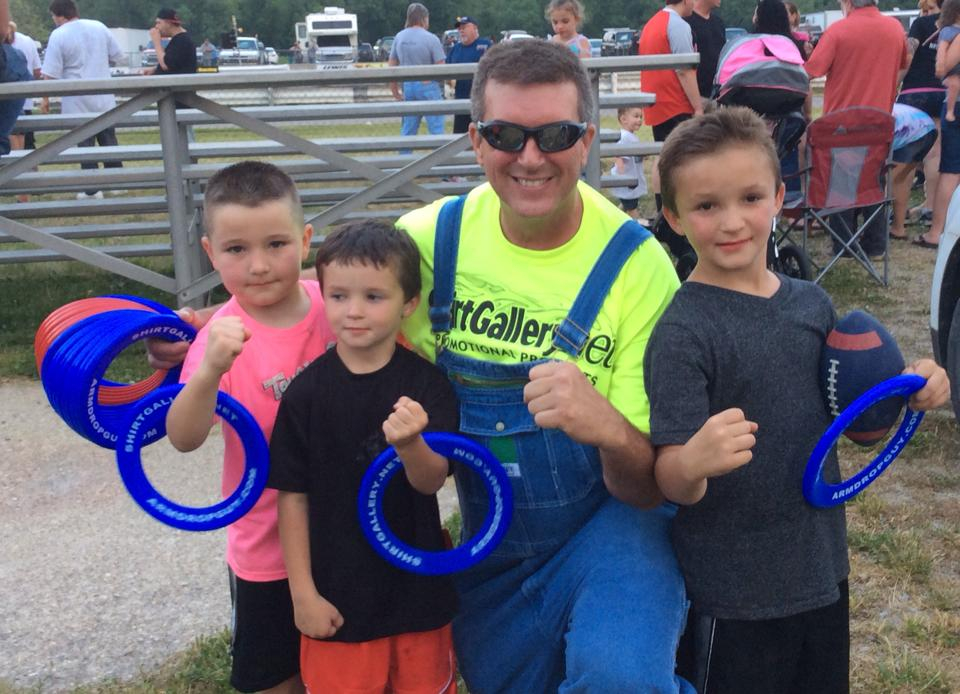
[644,107,949,693]
[268,221,459,694]
[936,0,960,121]
[547,0,592,58]
[165,161,335,694]
[610,106,649,222]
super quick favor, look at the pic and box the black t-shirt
[268,346,459,642]
[155,31,197,74]
[902,13,941,91]
[687,11,726,97]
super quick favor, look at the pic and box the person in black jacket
[146,7,196,76]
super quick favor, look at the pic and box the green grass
[847,528,934,581]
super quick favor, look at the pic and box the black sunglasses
[475,120,588,153]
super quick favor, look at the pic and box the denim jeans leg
[0,97,25,157]
[399,81,426,155]
[453,556,564,693]
[78,134,101,195]
[556,500,695,694]
[97,127,123,169]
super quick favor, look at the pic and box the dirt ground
[0,384,458,692]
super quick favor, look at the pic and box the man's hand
[145,306,211,370]
[292,591,344,639]
[904,359,950,411]
[680,408,757,481]
[199,316,250,377]
[523,361,614,446]
[383,396,429,449]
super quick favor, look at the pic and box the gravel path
[0,379,458,692]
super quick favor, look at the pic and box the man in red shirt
[640,0,703,214]
[804,0,908,258]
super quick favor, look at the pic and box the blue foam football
[820,310,906,446]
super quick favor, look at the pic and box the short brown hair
[658,107,781,214]
[315,220,422,302]
[203,161,303,235]
[470,39,594,122]
[49,0,79,19]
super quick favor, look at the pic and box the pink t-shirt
[180,280,335,581]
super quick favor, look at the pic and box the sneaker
[76,191,104,200]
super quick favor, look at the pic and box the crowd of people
[1,0,957,691]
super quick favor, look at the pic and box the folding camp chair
[779,107,895,286]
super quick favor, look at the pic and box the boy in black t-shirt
[268,220,459,693]
[645,107,949,693]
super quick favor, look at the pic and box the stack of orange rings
[35,295,179,406]
[36,295,197,448]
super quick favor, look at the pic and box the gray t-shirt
[644,275,849,620]
[389,26,445,67]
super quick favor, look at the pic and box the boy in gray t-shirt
[644,107,949,693]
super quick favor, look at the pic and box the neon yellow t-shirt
[398,181,679,434]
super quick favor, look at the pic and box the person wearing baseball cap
[147,7,196,75]
[446,16,490,134]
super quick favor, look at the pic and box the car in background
[603,28,637,56]
[601,27,629,55]
[357,42,375,62]
[374,35,394,61]
[589,38,602,58]
[501,30,535,41]
[264,46,278,64]
[219,36,267,65]
[443,29,459,54]
[725,27,748,43]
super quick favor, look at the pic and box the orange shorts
[300,623,457,694]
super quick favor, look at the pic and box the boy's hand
[293,592,344,639]
[145,307,209,370]
[383,396,428,449]
[199,316,251,377]
[680,408,758,481]
[904,359,950,411]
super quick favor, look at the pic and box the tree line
[10,0,914,55]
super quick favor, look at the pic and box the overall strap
[552,219,651,357]
[429,195,467,334]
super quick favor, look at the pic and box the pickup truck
[219,36,267,66]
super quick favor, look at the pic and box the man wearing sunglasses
[398,39,693,694]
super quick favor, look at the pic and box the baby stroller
[654,33,813,281]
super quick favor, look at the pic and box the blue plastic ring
[116,383,270,531]
[40,310,195,448]
[804,374,926,507]
[358,432,513,575]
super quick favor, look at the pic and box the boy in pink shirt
[166,161,335,694]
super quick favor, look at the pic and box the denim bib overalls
[430,196,694,694]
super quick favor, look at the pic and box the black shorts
[229,569,301,692]
[652,113,693,142]
[893,129,938,164]
[677,580,849,694]
[898,90,946,120]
